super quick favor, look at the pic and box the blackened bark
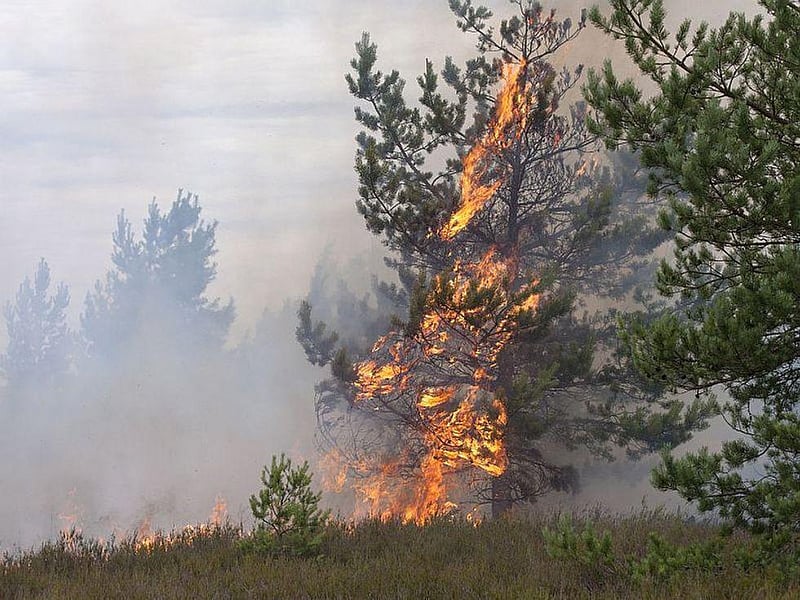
[491,474,513,518]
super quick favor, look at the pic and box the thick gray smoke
[0,0,757,549]
[0,238,322,547]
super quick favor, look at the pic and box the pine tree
[585,0,800,549]
[301,0,712,518]
[244,454,330,557]
[82,190,234,361]
[1,259,71,391]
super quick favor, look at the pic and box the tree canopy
[82,189,234,361]
[586,0,800,548]
[1,258,71,391]
[300,0,712,519]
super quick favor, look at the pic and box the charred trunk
[492,344,516,519]
[491,474,513,518]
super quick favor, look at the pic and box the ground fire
[56,493,230,554]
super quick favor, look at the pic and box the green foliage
[631,532,722,584]
[296,300,339,367]
[241,454,330,558]
[543,515,619,588]
[586,0,800,553]
[5,512,795,599]
[543,514,724,586]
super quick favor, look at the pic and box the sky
[0,0,464,339]
[0,0,759,546]
[0,0,757,339]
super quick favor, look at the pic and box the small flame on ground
[131,495,230,552]
[209,495,228,527]
[57,488,82,535]
[53,493,233,555]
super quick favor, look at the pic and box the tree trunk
[493,337,517,519]
[491,474,513,518]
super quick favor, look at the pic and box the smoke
[0,277,320,549]
[0,0,760,549]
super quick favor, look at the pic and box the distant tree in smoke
[81,190,234,361]
[1,258,71,392]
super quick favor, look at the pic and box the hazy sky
[0,0,756,340]
[0,0,458,340]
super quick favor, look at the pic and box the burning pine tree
[299,0,713,521]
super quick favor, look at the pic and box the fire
[327,57,540,524]
[574,155,601,178]
[418,386,456,408]
[57,488,83,535]
[57,488,85,554]
[440,60,530,241]
[319,448,349,493]
[134,515,156,552]
[350,455,456,524]
[130,496,230,553]
[209,495,228,527]
[355,355,411,401]
[424,393,508,477]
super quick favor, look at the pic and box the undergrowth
[2,509,797,599]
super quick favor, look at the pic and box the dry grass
[2,510,797,599]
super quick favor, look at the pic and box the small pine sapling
[243,453,330,557]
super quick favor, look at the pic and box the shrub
[631,533,722,583]
[241,453,330,557]
[542,515,619,589]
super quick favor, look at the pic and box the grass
[2,509,797,599]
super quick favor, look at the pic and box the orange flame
[319,449,349,493]
[131,496,230,553]
[441,59,530,240]
[350,455,456,524]
[355,354,411,401]
[209,495,228,527]
[52,491,233,557]
[418,386,457,408]
[57,488,82,535]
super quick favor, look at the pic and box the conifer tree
[302,0,712,517]
[1,259,71,391]
[585,0,800,548]
[82,190,234,361]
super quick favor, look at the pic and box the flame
[52,489,234,557]
[355,355,411,401]
[574,155,600,178]
[350,455,456,524]
[133,515,156,551]
[319,449,349,493]
[131,496,229,553]
[209,495,228,527]
[425,393,508,477]
[57,488,82,535]
[441,59,530,240]
[418,386,456,408]
[57,488,85,554]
